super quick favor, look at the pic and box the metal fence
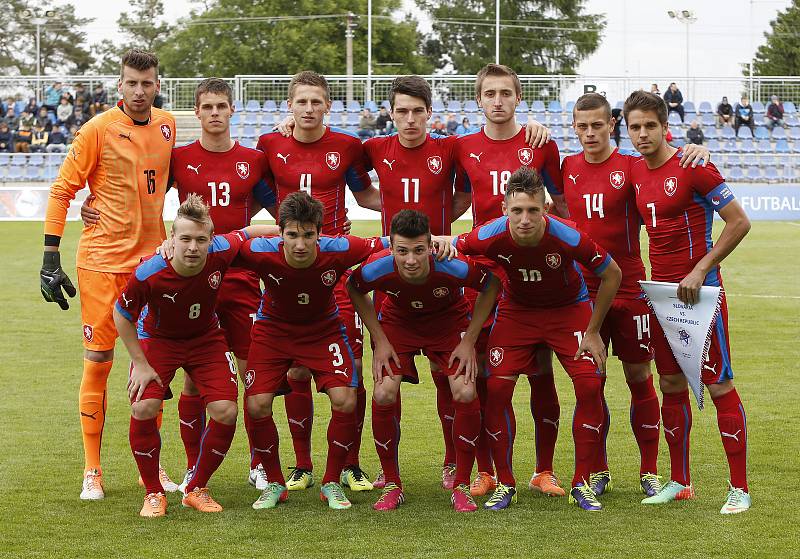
[5,74,800,112]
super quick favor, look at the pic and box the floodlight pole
[667,10,698,94]
[21,9,56,103]
[367,0,373,103]
[495,0,500,63]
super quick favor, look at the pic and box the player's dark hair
[173,193,213,233]
[195,77,233,107]
[120,49,159,79]
[279,191,325,232]
[623,90,668,125]
[390,210,431,242]
[390,75,432,110]
[504,166,546,204]
[475,63,521,98]
[288,71,330,101]
[573,92,611,121]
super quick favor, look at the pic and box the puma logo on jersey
[332,440,354,451]
[277,153,290,163]
[230,376,237,385]
[485,429,501,441]
[568,174,579,185]
[469,152,482,163]
[179,418,198,429]
[121,293,132,307]
[118,132,133,142]
[162,292,177,302]
[635,183,642,195]
[721,430,742,442]
[458,434,480,447]
[386,290,400,297]
[497,254,512,263]
[581,423,602,434]
[591,252,603,263]
[134,448,156,459]
[334,368,348,377]
[268,274,282,285]
[543,418,559,429]
[254,446,274,454]
[383,158,395,170]
[663,426,679,438]
[80,411,99,420]
[187,163,201,174]
[288,417,310,429]
[641,422,661,430]
[374,438,392,451]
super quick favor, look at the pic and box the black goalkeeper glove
[40,251,76,310]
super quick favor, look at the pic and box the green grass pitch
[1,220,798,558]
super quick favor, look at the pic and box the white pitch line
[784,222,800,227]
[732,294,800,300]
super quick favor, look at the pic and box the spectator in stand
[430,115,446,135]
[611,107,623,146]
[43,82,64,111]
[0,122,13,152]
[446,112,459,136]
[46,124,67,153]
[455,117,476,135]
[663,82,685,122]
[717,96,734,127]
[73,83,88,108]
[734,96,755,137]
[687,120,705,145]
[23,97,38,116]
[650,83,661,96]
[18,110,35,130]
[90,84,109,116]
[66,105,89,130]
[357,107,377,140]
[35,106,53,132]
[375,106,393,135]
[30,123,49,152]
[766,95,785,130]
[56,96,73,126]
[3,106,19,129]
[14,122,32,152]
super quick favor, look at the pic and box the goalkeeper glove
[40,251,76,310]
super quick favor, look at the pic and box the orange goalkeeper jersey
[44,104,175,273]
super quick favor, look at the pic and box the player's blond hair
[475,64,521,98]
[288,71,330,101]
[173,193,214,233]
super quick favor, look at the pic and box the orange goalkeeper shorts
[77,268,131,352]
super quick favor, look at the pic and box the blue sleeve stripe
[345,166,367,192]
[433,257,469,279]
[250,237,281,252]
[209,235,231,253]
[462,174,472,193]
[361,254,395,282]
[705,182,736,211]
[541,169,562,195]
[319,236,351,252]
[546,217,580,247]
[237,229,250,240]
[330,126,360,139]
[477,216,508,240]
[134,256,167,281]
[115,301,133,322]
[253,179,276,208]
[379,236,390,248]
[594,254,612,275]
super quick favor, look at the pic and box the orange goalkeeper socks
[79,359,112,472]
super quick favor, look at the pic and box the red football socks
[130,416,162,495]
[485,377,517,486]
[285,376,314,470]
[186,419,235,490]
[528,373,560,473]
[452,399,482,487]
[661,389,693,486]
[346,383,367,467]
[250,415,285,485]
[178,392,205,470]
[627,376,661,475]
[571,376,604,486]
[322,409,356,485]
[474,375,494,475]
[712,388,748,492]
[433,373,456,465]
[372,400,401,485]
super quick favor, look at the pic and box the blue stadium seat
[727,166,745,181]
[262,113,277,128]
[702,126,717,140]
[761,154,776,166]
[772,127,787,139]
[241,125,257,138]
[568,138,582,152]
[361,101,375,113]
[24,166,42,180]
[736,126,753,139]
[746,166,762,180]
[463,100,478,113]
[517,100,530,113]
[784,101,797,114]
[381,100,391,110]
[671,127,684,139]
[263,100,277,112]
[28,154,44,167]
[726,153,742,167]
[7,166,23,181]
[10,154,26,166]
[565,101,576,113]
[330,100,344,113]
[347,100,362,113]
[446,100,461,112]
[43,166,58,181]
[548,100,562,113]
[672,138,686,149]
[764,166,780,182]
[721,139,738,153]
[752,101,766,114]
[620,138,634,150]
[279,100,289,112]
[13,100,25,115]
[698,101,712,114]
[230,112,241,126]
[240,138,256,149]
[554,138,565,152]
[683,101,696,113]
[244,112,259,125]
[756,139,771,152]
[668,113,682,126]
[721,127,736,140]
[233,100,243,112]
[431,100,445,113]
[740,138,756,153]
[789,128,800,141]
[245,100,260,112]
[742,154,758,166]
[776,139,791,153]
[706,139,721,152]
[346,113,359,126]
[754,126,769,140]
[516,113,528,125]
[614,101,623,110]
[785,114,799,127]
[531,100,545,113]
[701,114,715,127]
[548,113,564,126]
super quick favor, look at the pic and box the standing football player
[625,90,751,514]
[40,49,175,500]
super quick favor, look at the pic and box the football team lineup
[38,48,754,519]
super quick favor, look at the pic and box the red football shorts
[599,296,654,364]
[246,318,360,396]
[135,328,238,405]
[216,268,261,360]
[335,272,364,360]
[486,300,602,380]
[650,291,734,385]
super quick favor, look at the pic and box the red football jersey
[115,232,247,339]
[631,153,734,285]
[170,141,276,234]
[363,134,460,235]
[561,148,645,299]
[349,249,491,323]
[455,127,563,227]
[456,215,611,309]
[256,127,371,235]
[236,235,387,324]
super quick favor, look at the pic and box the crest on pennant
[321,269,337,286]
[664,176,678,197]
[236,161,250,180]
[325,152,340,170]
[610,170,625,189]
[160,124,171,141]
[208,271,222,289]
[427,155,443,174]
[545,253,562,269]
[518,147,533,165]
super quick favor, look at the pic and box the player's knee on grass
[246,392,274,419]
[449,376,477,403]
[707,379,734,400]
[183,374,201,396]
[287,366,312,381]
[131,398,162,420]
[622,361,652,384]
[207,399,238,425]
[328,386,357,413]
[85,349,114,363]
[658,373,688,393]
[373,377,401,405]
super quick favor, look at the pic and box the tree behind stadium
[420,0,605,74]
[750,0,800,76]
[158,0,433,76]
